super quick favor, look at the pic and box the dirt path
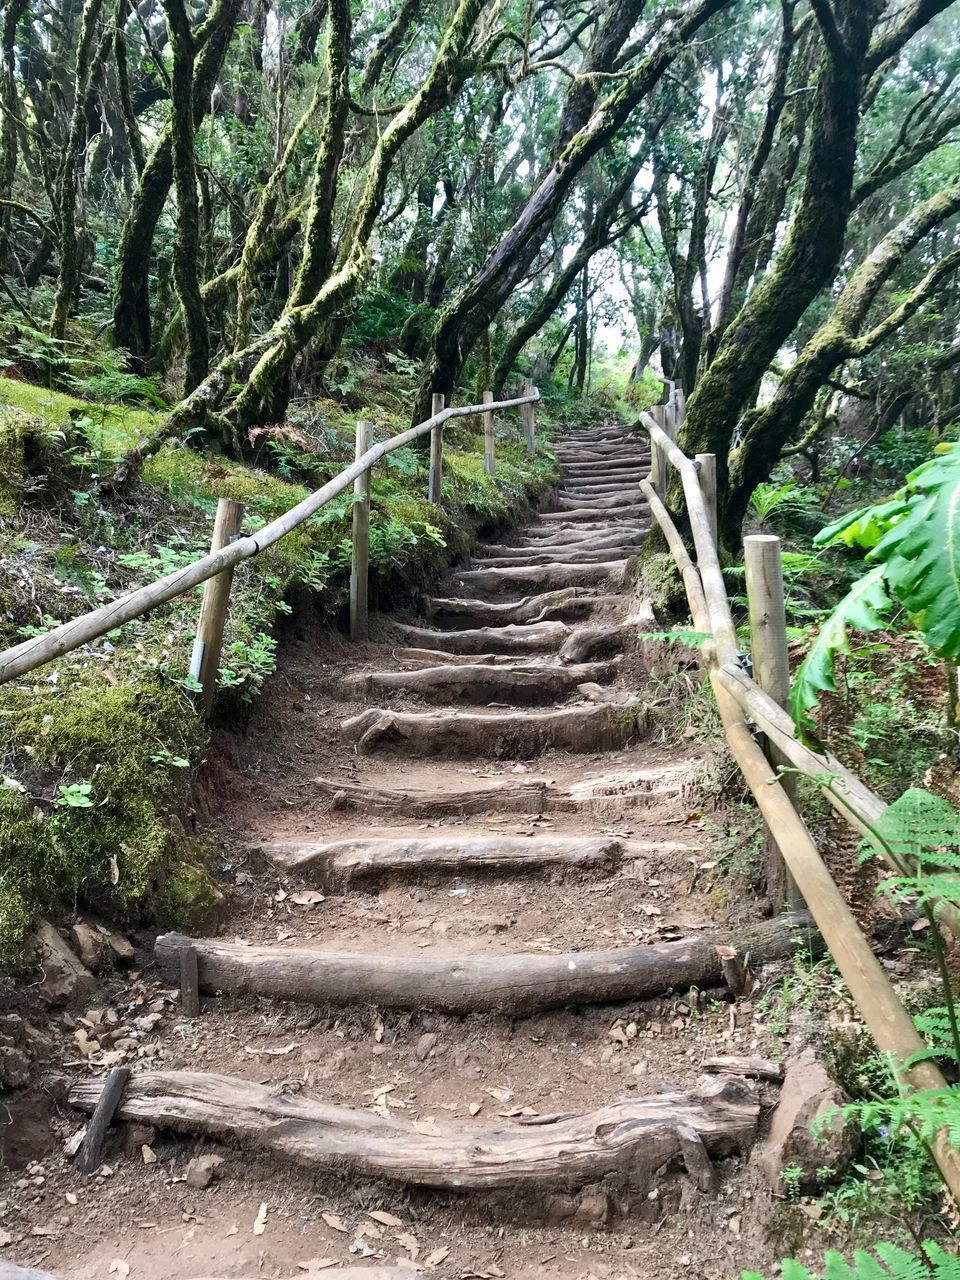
[11,422,794,1280]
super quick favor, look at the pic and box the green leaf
[816,495,909,550]
[870,444,960,658]
[789,565,893,741]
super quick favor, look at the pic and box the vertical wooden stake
[428,392,444,504]
[350,418,372,642]
[650,404,666,497]
[695,453,718,551]
[744,533,804,911]
[76,1065,130,1174]
[675,386,687,424]
[520,378,536,453]
[180,944,200,1017]
[192,497,244,717]
[482,390,495,477]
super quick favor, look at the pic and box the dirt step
[155,915,815,1014]
[313,757,696,816]
[341,660,615,705]
[70,1070,759,1208]
[393,619,570,654]
[454,560,630,595]
[260,832,625,883]
[424,587,610,627]
[340,701,649,757]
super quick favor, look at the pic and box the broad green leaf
[815,494,909,550]
[870,444,960,658]
[789,565,892,741]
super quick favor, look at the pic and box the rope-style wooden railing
[0,385,540,696]
[638,400,960,1199]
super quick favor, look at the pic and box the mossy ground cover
[0,363,558,964]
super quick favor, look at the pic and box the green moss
[0,671,206,962]
[156,861,225,931]
[0,375,155,453]
[637,549,688,618]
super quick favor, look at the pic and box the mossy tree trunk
[49,0,109,340]
[413,0,733,424]
[163,0,209,395]
[111,0,243,367]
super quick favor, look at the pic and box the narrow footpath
[44,421,799,1280]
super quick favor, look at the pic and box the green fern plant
[791,442,960,741]
[743,1240,960,1280]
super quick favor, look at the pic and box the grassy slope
[0,367,558,962]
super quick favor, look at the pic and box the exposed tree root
[537,505,649,523]
[154,914,818,1014]
[474,545,645,569]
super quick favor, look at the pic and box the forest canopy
[1,0,959,547]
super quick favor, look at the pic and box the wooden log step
[562,456,650,471]
[485,529,645,555]
[260,833,624,882]
[340,701,648,757]
[392,647,514,666]
[341,660,614,705]
[454,560,629,596]
[537,505,649,523]
[521,522,647,542]
[563,479,645,495]
[562,468,647,482]
[393,619,570,654]
[313,759,694,817]
[425,587,606,627]
[557,491,640,507]
[70,1070,759,1199]
[474,546,645,569]
[154,914,818,1014]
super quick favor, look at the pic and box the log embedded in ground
[424,587,605,626]
[154,914,818,1015]
[537,505,649,523]
[70,1071,758,1196]
[702,1056,785,1082]
[340,701,648,757]
[260,833,624,882]
[474,545,646,570]
[392,619,570,654]
[392,648,513,667]
[483,530,646,557]
[312,759,692,817]
[341,660,614,705]
[559,611,656,663]
[455,560,629,595]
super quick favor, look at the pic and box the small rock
[121,1123,156,1157]
[103,928,135,965]
[184,1154,224,1189]
[756,1047,860,1192]
[134,1013,162,1034]
[415,1032,438,1061]
[30,922,96,1006]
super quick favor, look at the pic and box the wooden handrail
[637,420,960,1201]
[0,391,539,687]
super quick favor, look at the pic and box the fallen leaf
[224,1225,238,1237]
[253,1202,269,1235]
[109,1261,130,1276]
[368,1210,404,1227]
[109,854,120,885]
[65,1193,78,1206]
[321,1211,349,1233]
[484,1086,513,1104]
[64,1127,86,1157]
[141,1145,157,1164]
[398,1232,420,1260]
[289,890,325,905]
[468,1102,482,1116]
[0,1229,10,1246]
[244,1042,299,1056]
[426,1246,450,1267]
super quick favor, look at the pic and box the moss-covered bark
[111,0,243,364]
[164,0,209,394]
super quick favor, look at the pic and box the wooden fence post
[192,496,244,717]
[744,533,804,910]
[428,393,444,504]
[519,378,536,452]
[650,404,666,496]
[350,418,372,642]
[482,390,495,476]
[695,453,717,550]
